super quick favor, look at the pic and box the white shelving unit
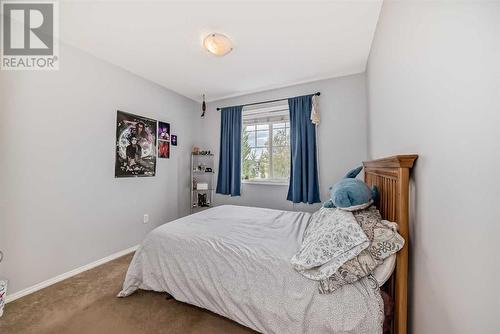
[190,153,215,213]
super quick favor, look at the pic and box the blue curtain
[216,106,243,196]
[287,95,320,204]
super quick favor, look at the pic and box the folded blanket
[291,207,370,281]
[319,206,405,293]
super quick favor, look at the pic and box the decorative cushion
[291,207,369,281]
[373,254,396,286]
[318,206,404,293]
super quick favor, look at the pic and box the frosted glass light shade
[203,33,233,56]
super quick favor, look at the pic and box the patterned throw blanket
[291,208,370,280]
[292,206,404,294]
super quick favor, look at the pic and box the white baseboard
[5,245,139,304]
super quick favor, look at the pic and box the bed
[119,155,417,334]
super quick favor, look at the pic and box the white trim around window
[241,104,291,184]
[242,180,289,186]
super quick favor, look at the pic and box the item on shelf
[205,167,212,173]
[197,182,209,190]
[192,179,197,190]
[197,193,208,207]
[192,147,212,155]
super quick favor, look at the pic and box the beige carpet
[0,253,257,334]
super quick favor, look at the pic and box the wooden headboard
[363,155,417,334]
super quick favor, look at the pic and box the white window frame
[241,102,290,185]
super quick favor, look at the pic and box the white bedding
[119,205,384,334]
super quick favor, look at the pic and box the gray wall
[366,2,500,333]
[0,44,199,295]
[201,74,368,212]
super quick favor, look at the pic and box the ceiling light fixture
[203,33,233,56]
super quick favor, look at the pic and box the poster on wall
[158,121,170,159]
[115,111,157,177]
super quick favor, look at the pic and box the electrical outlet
[143,214,149,224]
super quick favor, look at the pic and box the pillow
[318,206,404,294]
[373,254,396,286]
[324,166,378,211]
[291,207,370,281]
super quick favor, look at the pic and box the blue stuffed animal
[323,166,378,211]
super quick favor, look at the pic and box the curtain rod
[216,92,320,111]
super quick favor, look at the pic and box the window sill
[241,180,288,186]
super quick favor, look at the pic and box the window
[241,102,290,183]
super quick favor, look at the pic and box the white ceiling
[60,1,382,102]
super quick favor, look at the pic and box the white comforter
[119,205,383,334]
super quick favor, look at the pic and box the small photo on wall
[158,140,170,159]
[158,121,170,141]
[171,134,177,146]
